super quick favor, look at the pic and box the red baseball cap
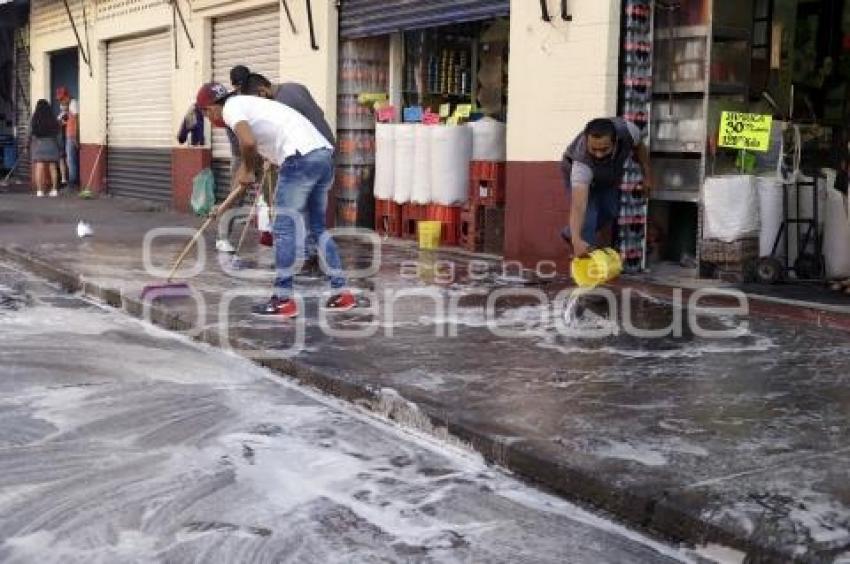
[55,86,70,100]
[196,82,230,109]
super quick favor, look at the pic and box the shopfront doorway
[49,47,78,117]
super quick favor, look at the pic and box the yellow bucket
[418,221,442,250]
[571,248,623,288]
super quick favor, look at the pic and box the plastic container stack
[375,120,501,248]
[336,37,389,228]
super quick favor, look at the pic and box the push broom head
[139,282,192,302]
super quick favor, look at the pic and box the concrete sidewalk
[2,192,849,562]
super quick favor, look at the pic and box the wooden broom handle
[166,185,248,282]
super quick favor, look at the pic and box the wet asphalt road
[0,262,704,564]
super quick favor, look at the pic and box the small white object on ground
[216,239,236,253]
[76,221,93,238]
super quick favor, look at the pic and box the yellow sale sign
[718,112,773,152]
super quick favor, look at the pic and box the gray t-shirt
[273,83,335,147]
[570,121,643,187]
[227,84,335,169]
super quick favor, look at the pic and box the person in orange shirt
[56,86,80,191]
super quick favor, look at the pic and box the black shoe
[251,296,299,318]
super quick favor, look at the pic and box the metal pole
[82,1,93,77]
[281,0,298,34]
[172,3,179,69]
[306,0,319,50]
[173,0,196,49]
[61,0,91,67]
[539,0,552,22]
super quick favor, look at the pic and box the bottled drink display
[403,29,473,98]
[337,37,390,228]
[618,0,652,273]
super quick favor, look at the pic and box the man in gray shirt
[560,118,652,258]
[242,73,335,147]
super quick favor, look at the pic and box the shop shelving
[649,0,754,269]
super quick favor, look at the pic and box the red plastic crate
[426,204,462,246]
[468,161,507,207]
[375,199,402,238]
[401,203,428,240]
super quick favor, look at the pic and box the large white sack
[411,125,432,204]
[823,186,850,279]
[431,125,473,206]
[757,175,784,257]
[467,117,507,161]
[374,124,395,200]
[703,175,760,242]
[393,124,416,204]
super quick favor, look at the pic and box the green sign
[718,112,773,152]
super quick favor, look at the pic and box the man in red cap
[195,82,355,318]
[56,86,80,191]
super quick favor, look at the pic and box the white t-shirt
[222,95,332,166]
[571,121,643,186]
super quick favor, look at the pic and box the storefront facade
[334,0,623,270]
[26,0,338,211]
[22,0,620,271]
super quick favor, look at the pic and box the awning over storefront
[339,0,509,38]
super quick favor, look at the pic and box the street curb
[615,279,850,334]
[0,245,805,563]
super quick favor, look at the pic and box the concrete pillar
[504,0,621,270]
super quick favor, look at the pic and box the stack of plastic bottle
[618,0,652,273]
[336,38,390,228]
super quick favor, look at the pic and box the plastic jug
[571,248,623,288]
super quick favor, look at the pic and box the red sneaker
[324,290,356,312]
[252,296,299,318]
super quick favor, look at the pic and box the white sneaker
[49,189,58,197]
[216,239,236,253]
[36,190,44,198]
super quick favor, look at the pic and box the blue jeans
[66,138,79,187]
[273,148,345,297]
[561,185,620,246]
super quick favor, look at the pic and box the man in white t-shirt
[195,82,355,318]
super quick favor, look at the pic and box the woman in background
[29,99,60,197]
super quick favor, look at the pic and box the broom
[230,167,270,269]
[140,184,248,301]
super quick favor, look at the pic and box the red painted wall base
[504,161,571,273]
[79,143,107,193]
[172,147,212,213]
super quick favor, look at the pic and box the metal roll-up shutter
[340,0,509,38]
[14,26,31,181]
[107,31,172,203]
[212,6,280,199]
